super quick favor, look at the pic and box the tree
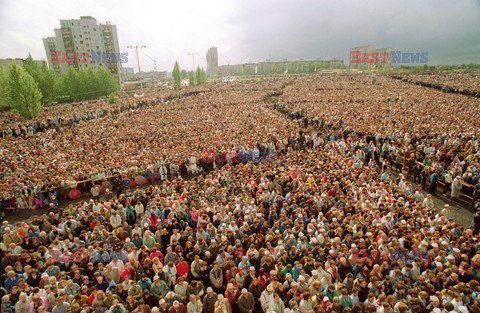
[23,54,58,103]
[188,71,196,86]
[7,63,43,118]
[195,67,206,85]
[0,66,9,108]
[95,67,119,97]
[172,61,181,90]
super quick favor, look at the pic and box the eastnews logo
[351,51,428,64]
[201,150,279,163]
[51,51,128,64]
[352,250,429,263]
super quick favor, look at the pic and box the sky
[1,0,479,72]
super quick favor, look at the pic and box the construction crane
[126,45,146,96]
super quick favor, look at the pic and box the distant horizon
[1,0,479,71]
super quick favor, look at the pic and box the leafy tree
[172,61,181,90]
[0,66,9,108]
[96,67,119,97]
[7,63,43,118]
[195,67,206,85]
[188,71,196,86]
[59,67,80,102]
[23,54,57,103]
[180,69,188,79]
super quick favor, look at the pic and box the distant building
[349,45,392,70]
[122,67,135,78]
[0,58,45,70]
[42,16,122,81]
[206,47,218,76]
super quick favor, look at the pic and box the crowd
[0,79,297,208]
[278,75,480,204]
[397,74,480,94]
[1,73,480,313]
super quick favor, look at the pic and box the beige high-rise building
[206,47,218,76]
[42,16,122,81]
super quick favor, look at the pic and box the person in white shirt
[422,194,435,210]
[260,285,275,313]
[134,202,144,217]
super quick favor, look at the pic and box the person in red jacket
[176,257,189,279]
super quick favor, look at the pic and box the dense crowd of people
[398,74,480,94]
[1,73,480,313]
[279,75,480,205]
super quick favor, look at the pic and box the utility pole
[127,45,147,95]
[187,53,199,71]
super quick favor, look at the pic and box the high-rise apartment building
[206,47,218,76]
[42,16,122,80]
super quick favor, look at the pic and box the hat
[241,288,248,294]
[312,270,318,275]
[152,307,159,313]
[173,301,180,308]
[429,296,439,302]
[41,273,49,278]
[266,285,274,292]
[153,276,160,281]
[432,309,441,313]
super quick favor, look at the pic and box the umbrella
[69,189,82,200]
[135,175,148,186]
[153,172,161,181]
[130,179,137,188]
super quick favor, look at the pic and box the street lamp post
[187,53,199,72]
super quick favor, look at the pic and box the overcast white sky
[1,0,479,72]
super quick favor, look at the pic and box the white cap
[429,296,439,302]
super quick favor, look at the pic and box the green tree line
[172,61,207,89]
[0,54,120,118]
